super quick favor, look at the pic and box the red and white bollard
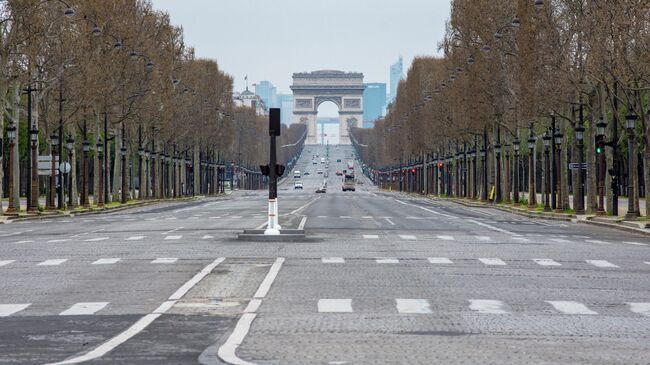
[264,198,281,235]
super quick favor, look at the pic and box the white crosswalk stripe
[628,303,650,317]
[427,257,453,264]
[37,259,67,266]
[376,258,399,264]
[318,299,352,313]
[152,258,178,264]
[396,299,432,314]
[92,258,121,265]
[164,235,182,240]
[322,257,345,264]
[363,235,379,239]
[624,241,648,246]
[533,258,561,266]
[125,236,145,241]
[59,302,109,316]
[0,304,30,317]
[0,260,15,267]
[479,258,506,266]
[437,235,455,241]
[546,301,597,315]
[85,237,109,242]
[586,260,619,268]
[468,299,508,314]
[399,235,416,240]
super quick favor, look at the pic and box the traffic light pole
[265,108,282,235]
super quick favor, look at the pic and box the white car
[294,181,303,189]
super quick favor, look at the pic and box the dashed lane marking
[201,235,214,239]
[399,235,416,240]
[0,304,30,317]
[549,238,572,243]
[437,235,455,241]
[164,235,182,240]
[298,217,308,230]
[468,299,508,314]
[479,258,506,266]
[85,237,109,242]
[396,299,432,314]
[586,260,619,268]
[0,260,15,267]
[318,299,353,313]
[322,257,345,264]
[467,219,522,237]
[151,258,177,264]
[628,303,650,317]
[92,258,121,265]
[384,217,395,226]
[125,236,145,241]
[60,302,109,316]
[512,237,531,242]
[37,259,68,266]
[585,240,610,245]
[546,301,597,315]
[363,235,379,239]
[48,239,71,243]
[624,241,649,246]
[533,258,561,266]
[428,257,453,264]
[376,258,399,264]
[476,236,491,241]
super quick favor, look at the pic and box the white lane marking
[169,257,226,300]
[317,216,329,218]
[645,262,650,266]
[362,216,373,219]
[230,216,243,219]
[85,237,109,242]
[437,235,455,241]
[479,258,507,266]
[549,238,571,243]
[586,260,619,268]
[288,195,321,216]
[47,258,225,365]
[14,240,34,244]
[201,235,214,240]
[376,258,399,264]
[164,235,182,240]
[318,299,353,313]
[60,302,109,316]
[384,217,395,226]
[546,301,597,315]
[48,239,71,243]
[125,236,145,241]
[298,217,308,230]
[464,207,492,216]
[396,299,432,314]
[254,258,285,299]
[363,234,379,239]
[0,231,22,237]
[0,304,30,317]
[162,227,183,235]
[339,216,352,219]
[322,257,345,264]
[244,299,262,313]
[218,258,284,365]
[628,303,650,317]
[533,259,561,266]
[0,260,15,267]
[469,299,508,314]
[476,236,491,241]
[428,257,453,264]
[255,221,268,230]
[467,219,521,236]
[173,206,196,213]
[37,259,68,266]
[395,199,458,219]
[585,239,609,245]
[406,216,423,220]
[151,258,177,264]
[512,237,531,242]
[92,258,121,265]
[399,235,416,240]
[624,241,648,246]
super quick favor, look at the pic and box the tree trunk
[586,96,598,213]
[112,126,122,201]
[9,82,20,211]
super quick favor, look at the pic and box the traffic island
[238,229,306,242]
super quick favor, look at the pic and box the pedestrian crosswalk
[316,257,648,268]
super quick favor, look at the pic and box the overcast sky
[151,0,450,116]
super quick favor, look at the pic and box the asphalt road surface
[1,144,649,364]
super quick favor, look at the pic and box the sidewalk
[520,192,647,216]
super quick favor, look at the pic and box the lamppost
[596,117,607,215]
[138,147,145,199]
[513,137,520,205]
[50,133,59,210]
[120,146,127,204]
[470,149,477,199]
[65,135,74,208]
[575,123,585,214]
[543,131,551,212]
[495,141,502,203]
[6,121,18,214]
[82,139,90,208]
[96,142,104,207]
[480,148,487,201]
[504,143,511,203]
[625,109,639,218]
[29,127,39,213]
[527,129,537,209]
[554,128,563,213]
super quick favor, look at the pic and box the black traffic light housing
[276,164,285,177]
[260,165,270,176]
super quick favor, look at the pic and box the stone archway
[290,70,364,145]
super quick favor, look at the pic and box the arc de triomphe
[290,70,364,145]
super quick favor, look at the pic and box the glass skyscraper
[254,81,278,111]
[363,83,386,128]
[389,56,404,103]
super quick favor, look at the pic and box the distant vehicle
[336,171,343,176]
[294,170,301,178]
[324,172,329,178]
[304,171,310,176]
[321,157,326,164]
[347,160,354,170]
[317,169,323,174]
[316,187,326,193]
[294,181,303,189]
[342,173,356,192]
[336,159,341,162]
[312,160,317,165]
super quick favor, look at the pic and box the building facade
[233,87,267,116]
[363,82,386,128]
[389,56,404,102]
[278,94,294,125]
[254,81,278,111]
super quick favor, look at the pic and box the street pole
[554,129,563,213]
[550,117,556,210]
[625,107,639,219]
[97,142,104,207]
[6,121,17,214]
[527,127,537,209]
[120,124,127,204]
[575,119,585,215]
[265,108,282,235]
[104,112,109,204]
[543,131,551,212]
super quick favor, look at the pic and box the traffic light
[260,165,270,176]
[276,164,285,177]
[596,146,602,154]
[411,168,416,174]
[438,162,444,168]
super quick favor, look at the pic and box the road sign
[59,162,71,174]
[569,162,587,170]
[37,155,59,176]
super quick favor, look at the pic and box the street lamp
[625,109,639,218]
[49,133,60,210]
[596,117,607,215]
[6,121,17,214]
[29,128,39,213]
[575,124,585,214]
[554,129,563,213]
[495,142,502,202]
[120,146,127,204]
[65,135,74,208]
[543,131,551,212]
[527,131,537,209]
[480,148,487,201]
[97,142,104,207]
[82,139,90,208]
[138,147,145,199]
[513,137,520,205]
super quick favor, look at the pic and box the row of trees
[353,0,650,217]
[0,0,299,214]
